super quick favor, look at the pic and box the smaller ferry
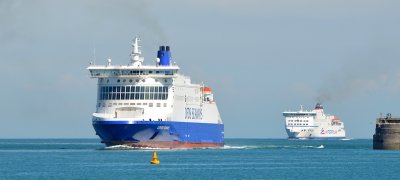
[282,103,346,139]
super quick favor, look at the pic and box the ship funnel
[315,103,323,110]
[157,45,171,66]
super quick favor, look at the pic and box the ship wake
[104,145,173,151]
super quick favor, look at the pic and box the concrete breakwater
[373,115,400,150]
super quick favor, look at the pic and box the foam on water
[222,145,257,149]
[215,144,326,150]
[100,143,329,151]
[103,145,190,151]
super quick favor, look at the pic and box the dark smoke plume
[315,46,400,103]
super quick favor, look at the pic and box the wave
[218,144,325,150]
[103,144,326,150]
[104,145,138,150]
[279,145,325,149]
[103,145,185,151]
[104,145,258,150]
[221,145,257,149]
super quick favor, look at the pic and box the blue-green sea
[0,139,399,179]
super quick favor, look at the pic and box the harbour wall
[373,117,400,150]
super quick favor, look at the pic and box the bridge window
[99,85,169,100]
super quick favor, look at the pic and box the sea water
[0,139,399,179]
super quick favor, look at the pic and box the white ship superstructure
[282,103,346,139]
[87,37,223,148]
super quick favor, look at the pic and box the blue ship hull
[93,120,224,148]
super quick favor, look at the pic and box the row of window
[332,122,342,126]
[287,119,309,122]
[99,93,168,100]
[119,70,174,76]
[100,78,169,83]
[99,86,169,100]
[284,113,315,116]
[287,123,309,126]
[98,102,168,107]
[91,70,175,77]
[301,129,313,132]
[100,86,168,93]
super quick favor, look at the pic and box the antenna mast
[93,47,96,65]
[131,37,144,67]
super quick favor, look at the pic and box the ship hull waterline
[93,120,224,149]
[286,130,346,140]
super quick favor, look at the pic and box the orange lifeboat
[332,118,341,122]
[201,87,212,93]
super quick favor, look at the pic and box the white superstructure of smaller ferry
[282,103,346,139]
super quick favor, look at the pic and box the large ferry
[87,37,224,148]
[282,103,346,139]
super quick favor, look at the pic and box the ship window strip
[99,86,169,100]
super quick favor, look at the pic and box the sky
[1,0,400,138]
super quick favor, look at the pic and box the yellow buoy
[150,151,160,164]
